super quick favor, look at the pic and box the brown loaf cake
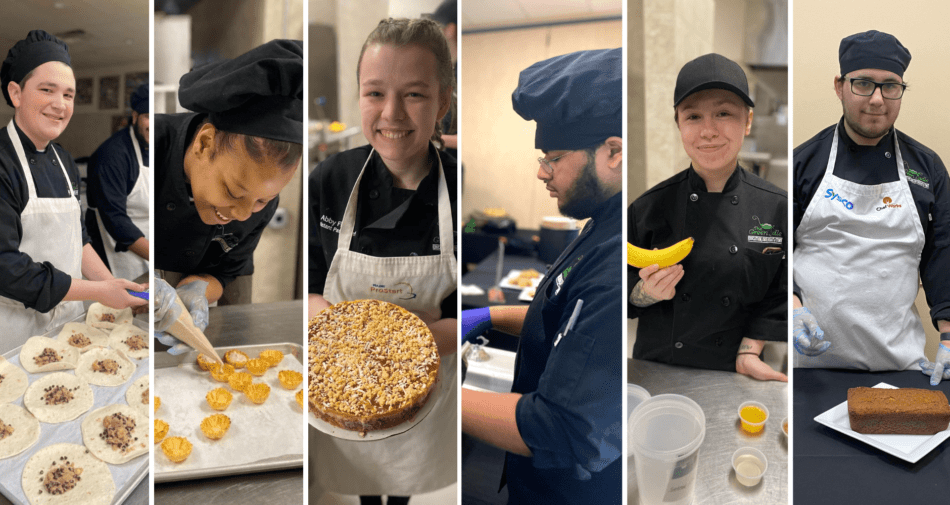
[847,387,950,435]
[308,300,439,436]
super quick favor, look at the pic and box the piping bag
[165,294,222,363]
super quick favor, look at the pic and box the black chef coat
[154,113,277,289]
[794,120,950,325]
[629,165,787,372]
[85,125,148,262]
[505,191,622,503]
[0,120,89,312]
[308,143,458,319]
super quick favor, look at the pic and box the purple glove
[462,307,492,343]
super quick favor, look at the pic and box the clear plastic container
[738,400,770,434]
[732,446,768,486]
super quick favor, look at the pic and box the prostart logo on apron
[368,282,417,300]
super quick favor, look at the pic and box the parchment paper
[154,355,304,473]
[0,348,149,505]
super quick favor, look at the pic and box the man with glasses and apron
[0,30,144,347]
[87,83,150,281]
[793,30,950,384]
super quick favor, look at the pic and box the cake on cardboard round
[308,299,440,435]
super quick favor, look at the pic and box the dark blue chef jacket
[505,191,622,503]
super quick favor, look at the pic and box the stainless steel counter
[155,300,304,505]
[627,359,788,505]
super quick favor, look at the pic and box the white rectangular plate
[813,382,950,463]
[499,269,543,290]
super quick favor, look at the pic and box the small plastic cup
[738,401,769,434]
[732,447,768,486]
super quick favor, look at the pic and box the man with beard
[86,83,150,281]
[793,31,950,382]
[461,48,622,503]
[628,53,787,381]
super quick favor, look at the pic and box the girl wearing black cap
[0,30,145,344]
[151,39,303,335]
[628,53,787,380]
[308,18,456,503]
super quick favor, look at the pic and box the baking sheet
[0,315,149,505]
[499,269,544,290]
[154,343,303,482]
[308,358,447,441]
[813,382,950,463]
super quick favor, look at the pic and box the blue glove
[918,341,950,386]
[462,307,492,343]
[153,279,210,355]
[793,307,830,356]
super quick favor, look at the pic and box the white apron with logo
[0,120,84,341]
[794,127,926,370]
[314,146,457,494]
[92,126,149,281]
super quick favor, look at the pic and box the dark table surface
[793,368,950,504]
[461,250,548,310]
[155,301,304,505]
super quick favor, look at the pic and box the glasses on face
[849,78,906,100]
[537,151,573,174]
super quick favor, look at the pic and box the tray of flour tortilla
[0,312,149,505]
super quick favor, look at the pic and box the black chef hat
[428,0,457,26]
[178,39,303,144]
[839,30,911,78]
[512,48,621,151]
[1,30,71,107]
[674,53,754,108]
[130,83,148,113]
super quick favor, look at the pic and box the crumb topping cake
[308,300,439,435]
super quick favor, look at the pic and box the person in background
[428,0,457,157]
[628,53,788,381]
[151,39,303,342]
[0,29,144,346]
[86,82,149,281]
[793,30,950,384]
[308,18,457,505]
[461,48,623,503]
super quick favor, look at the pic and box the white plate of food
[813,382,950,463]
[499,269,544,290]
[518,287,536,302]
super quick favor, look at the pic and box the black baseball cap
[673,53,754,108]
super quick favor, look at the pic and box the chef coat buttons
[166,203,176,211]
[674,342,684,349]
[715,337,723,346]
[681,292,690,302]
[731,195,739,205]
[369,189,380,199]
[885,152,892,159]
[28,157,35,165]
[184,250,195,257]
[722,296,731,306]
[729,245,738,254]
[689,193,699,202]
[52,158,57,165]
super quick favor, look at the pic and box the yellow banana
[627,237,694,268]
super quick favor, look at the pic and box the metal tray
[154,343,304,483]
[0,314,149,505]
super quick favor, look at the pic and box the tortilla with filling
[80,404,148,465]
[0,403,39,459]
[23,373,94,423]
[0,356,28,404]
[19,337,79,374]
[75,348,135,387]
[54,323,109,353]
[21,442,114,505]
[84,303,133,332]
[108,323,149,360]
[125,375,149,418]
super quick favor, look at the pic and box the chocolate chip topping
[124,335,148,351]
[34,348,61,366]
[43,385,74,405]
[43,460,82,495]
[68,333,91,348]
[91,359,120,375]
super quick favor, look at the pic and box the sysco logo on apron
[824,189,854,210]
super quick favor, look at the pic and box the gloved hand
[793,307,830,356]
[918,341,950,386]
[153,279,210,355]
[462,307,492,343]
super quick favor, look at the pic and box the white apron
[794,127,926,370]
[0,120,84,341]
[92,126,149,281]
[314,147,458,495]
